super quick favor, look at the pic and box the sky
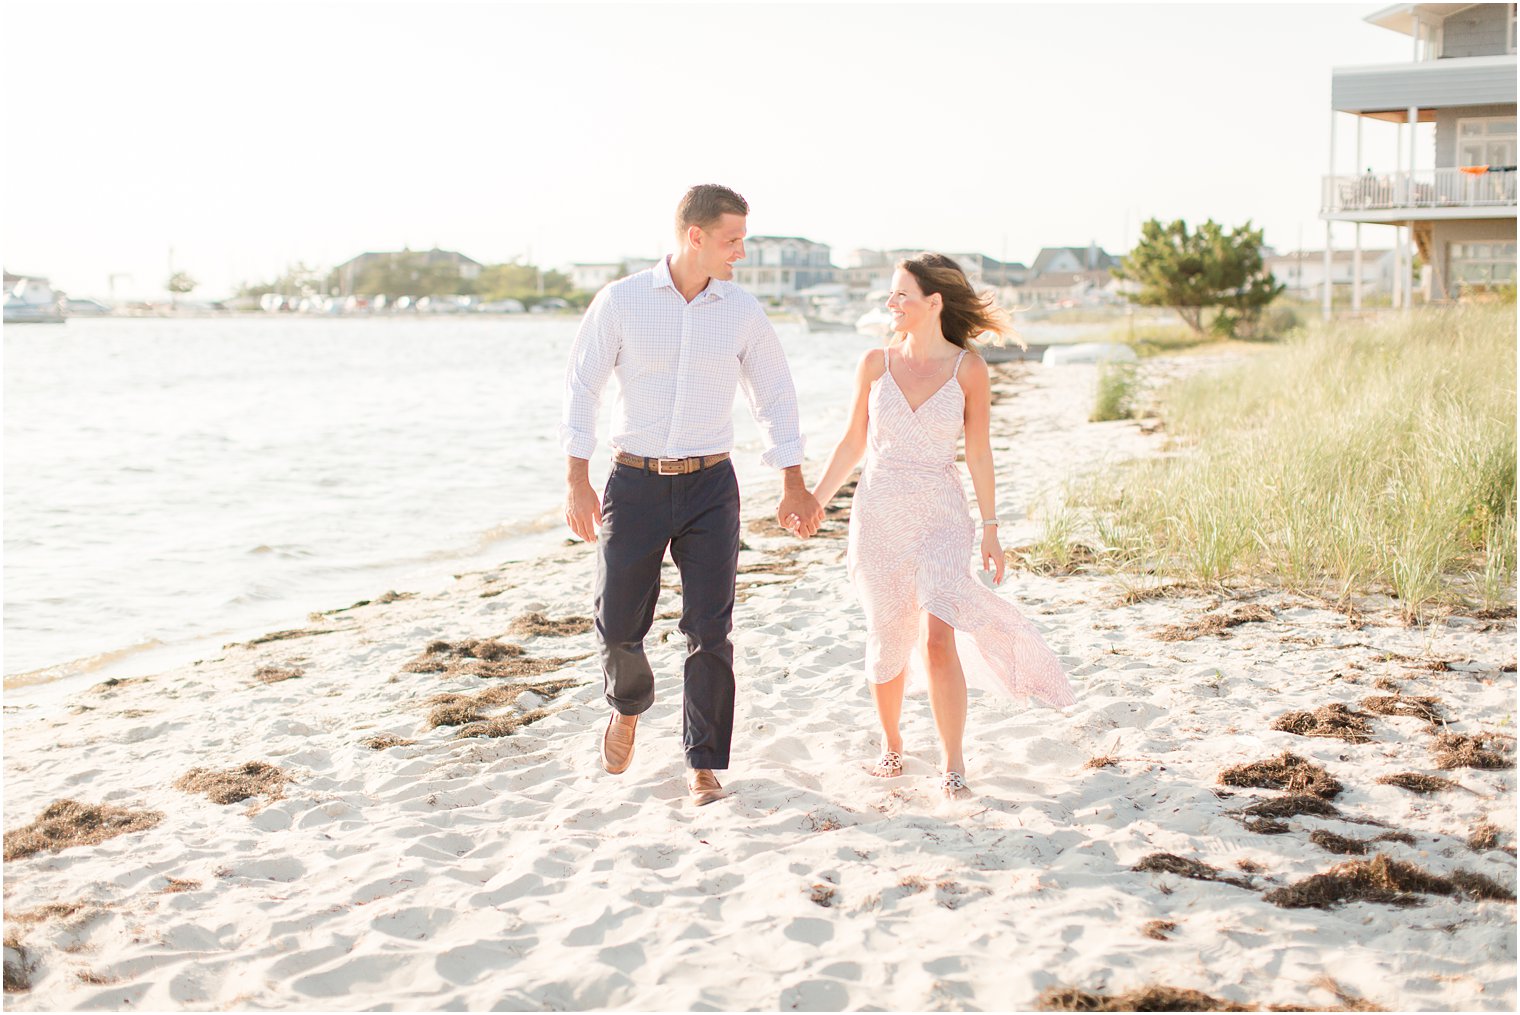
[5,0,1425,300]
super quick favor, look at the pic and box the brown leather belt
[614,451,730,475]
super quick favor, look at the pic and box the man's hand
[564,458,602,542]
[778,488,823,539]
[566,480,602,542]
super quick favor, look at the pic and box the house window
[1449,241,1518,286]
[1457,117,1517,166]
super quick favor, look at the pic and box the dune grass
[1069,306,1516,619]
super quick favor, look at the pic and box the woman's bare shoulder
[857,347,889,380]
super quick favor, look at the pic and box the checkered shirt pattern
[559,256,805,469]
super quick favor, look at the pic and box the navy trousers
[595,460,740,770]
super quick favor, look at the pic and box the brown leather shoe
[688,769,725,806]
[601,713,635,774]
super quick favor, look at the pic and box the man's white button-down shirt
[559,256,804,469]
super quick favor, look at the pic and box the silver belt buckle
[656,457,683,475]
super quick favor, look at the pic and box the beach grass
[1068,305,1516,619]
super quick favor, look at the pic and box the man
[560,184,824,806]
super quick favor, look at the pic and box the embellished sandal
[940,771,971,800]
[869,751,903,778]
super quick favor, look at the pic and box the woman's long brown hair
[895,253,1021,349]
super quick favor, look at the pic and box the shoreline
[3,355,1514,1011]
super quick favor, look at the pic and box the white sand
[4,357,1515,1011]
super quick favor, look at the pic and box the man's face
[696,213,747,280]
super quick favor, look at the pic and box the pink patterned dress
[846,346,1075,708]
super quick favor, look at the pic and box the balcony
[1322,166,1517,221]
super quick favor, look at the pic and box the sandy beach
[3,356,1515,1012]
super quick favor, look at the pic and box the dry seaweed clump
[4,929,32,994]
[1309,830,1417,856]
[1141,919,1178,940]
[1376,772,1460,794]
[1155,604,1274,642]
[1265,853,1514,909]
[1360,693,1444,725]
[1084,755,1118,770]
[453,707,554,740]
[360,734,417,750]
[174,761,288,805]
[1433,732,1514,770]
[1241,794,1342,821]
[1271,703,1374,743]
[1132,853,1254,890]
[1219,752,1342,799]
[4,800,164,861]
[402,638,586,679]
[508,612,593,638]
[1037,985,1253,1011]
[253,665,303,684]
[1467,821,1501,852]
[425,677,580,729]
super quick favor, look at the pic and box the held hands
[565,480,603,543]
[981,526,1005,585]
[778,488,824,539]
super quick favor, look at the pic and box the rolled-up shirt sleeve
[737,308,805,469]
[558,287,621,459]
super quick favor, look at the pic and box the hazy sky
[7,0,1421,300]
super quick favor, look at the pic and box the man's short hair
[676,184,749,235]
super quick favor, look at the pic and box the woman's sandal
[869,751,903,778]
[940,771,971,800]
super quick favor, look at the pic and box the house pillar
[1324,110,1337,321]
[1353,115,1363,313]
[1406,104,1419,311]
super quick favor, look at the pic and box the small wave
[4,638,167,690]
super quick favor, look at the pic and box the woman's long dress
[846,347,1075,707]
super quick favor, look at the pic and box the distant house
[568,262,625,293]
[568,258,661,293]
[732,236,837,299]
[1029,245,1118,276]
[1266,248,1396,297]
[837,248,1026,293]
[1321,3,1516,308]
[1009,270,1113,306]
[333,247,484,296]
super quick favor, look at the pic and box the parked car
[477,299,527,313]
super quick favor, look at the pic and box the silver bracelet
[982,519,999,527]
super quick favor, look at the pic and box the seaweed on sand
[1132,853,1254,889]
[1264,853,1514,909]
[508,612,594,637]
[3,800,164,861]
[1155,604,1274,642]
[1360,693,1444,725]
[1433,732,1513,770]
[174,761,289,805]
[1376,772,1460,794]
[1218,752,1342,799]
[1270,703,1374,743]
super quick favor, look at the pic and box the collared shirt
[558,255,805,469]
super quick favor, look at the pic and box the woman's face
[886,268,938,334]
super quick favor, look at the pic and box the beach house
[1321,3,1517,310]
[731,236,838,300]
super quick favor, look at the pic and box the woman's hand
[980,526,1004,585]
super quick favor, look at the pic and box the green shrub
[1076,306,1516,618]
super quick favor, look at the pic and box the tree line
[236,254,598,309]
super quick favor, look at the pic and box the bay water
[4,315,884,699]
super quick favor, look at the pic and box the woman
[804,254,1074,800]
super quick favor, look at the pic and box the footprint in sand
[369,905,455,940]
[778,979,849,1011]
[783,916,835,945]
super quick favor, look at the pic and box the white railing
[1322,167,1517,213]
